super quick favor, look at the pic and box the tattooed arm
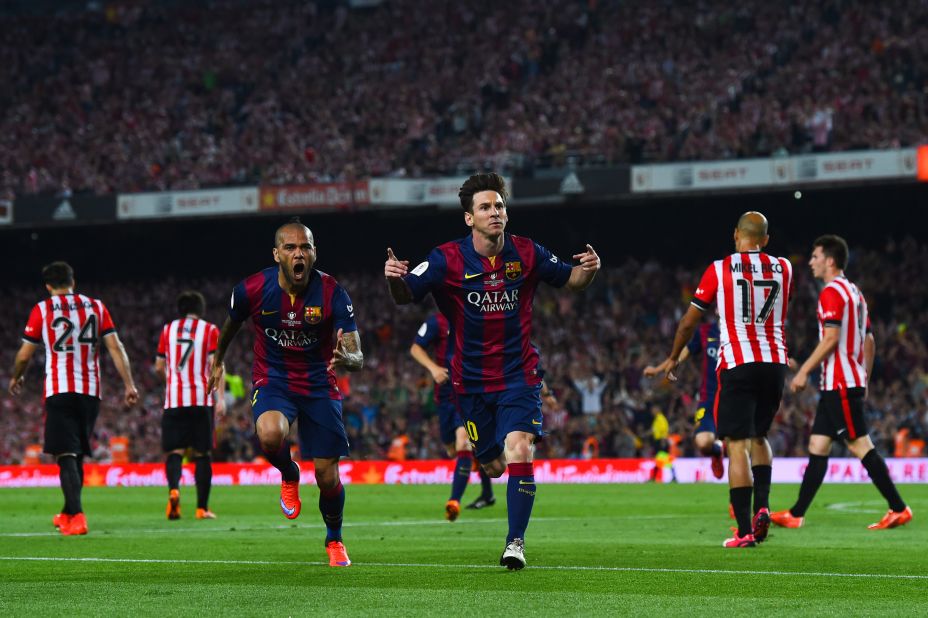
[329,328,364,372]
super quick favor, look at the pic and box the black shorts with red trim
[714,362,785,440]
[162,406,215,453]
[811,387,867,441]
[44,393,101,456]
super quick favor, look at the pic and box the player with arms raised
[208,218,363,567]
[385,172,600,569]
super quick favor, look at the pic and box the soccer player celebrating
[645,318,725,479]
[208,218,363,567]
[651,212,792,547]
[8,261,139,536]
[771,235,912,530]
[410,312,495,520]
[155,291,226,520]
[385,172,600,570]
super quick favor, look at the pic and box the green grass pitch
[0,482,925,616]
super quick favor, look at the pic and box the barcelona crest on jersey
[505,261,522,280]
[305,306,322,324]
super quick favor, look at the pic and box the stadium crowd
[3,237,926,465]
[2,0,927,196]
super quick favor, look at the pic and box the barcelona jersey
[229,267,357,398]
[414,313,454,404]
[686,321,720,403]
[404,233,571,394]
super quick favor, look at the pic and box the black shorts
[714,362,785,440]
[162,406,214,453]
[44,393,100,456]
[811,387,868,441]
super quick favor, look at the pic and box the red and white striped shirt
[692,251,792,369]
[157,317,219,408]
[817,276,869,390]
[22,294,116,399]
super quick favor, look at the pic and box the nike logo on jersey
[261,310,278,315]
[518,479,535,485]
[464,273,483,280]
[707,338,718,342]
[531,420,542,425]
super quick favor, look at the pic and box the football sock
[166,453,183,491]
[751,464,772,514]
[477,457,494,498]
[194,455,212,509]
[791,454,828,517]
[730,486,753,536]
[319,482,345,543]
[59,455,83,515]
[450,451,472,501]
[264,444,300,482]
[506,462,535,543]
[710,441,723,457]
[77,455,85,486]
[861,449,907,512]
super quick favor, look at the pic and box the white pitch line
[0,514,683,538]
[0,556,925,580]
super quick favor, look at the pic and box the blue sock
[450,451,473,501]
[319,482,345,543]
[477,457,494,498]
[710,441,722,457]
[506,462,535,543]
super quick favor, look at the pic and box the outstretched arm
[385,247,413,305]
[103,333,140,406]
[566,244,601,291]
[8,341,37,396]
[207,318,243,392]
[329,329,364,372]
[652,305,705,381]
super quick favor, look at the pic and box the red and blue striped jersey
[686,321,720,403]
[404,233,572,394]
[414,312,453,404]
[228,267,357,399]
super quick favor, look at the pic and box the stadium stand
[1,0,926,196]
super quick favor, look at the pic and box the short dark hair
[814,234,849,270]
[42,261,74,288]
[458,173,508,213]
[274,216,310,247]
[177,290,206,316]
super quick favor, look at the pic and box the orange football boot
[445,499,461,522]
[280,479,301,519]
[195,508,217,519]
[325,540,351,567]
[770,510,804,528]
[61,512,88,536]
[868,506,913,530]
[53,513,70,529]
[166,489,181,520]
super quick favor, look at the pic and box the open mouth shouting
[292,261,306,282]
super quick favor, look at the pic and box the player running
[410,312,495,521]
[208,218,363,567]
[645,319,725,479]
[385,172,600,569]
